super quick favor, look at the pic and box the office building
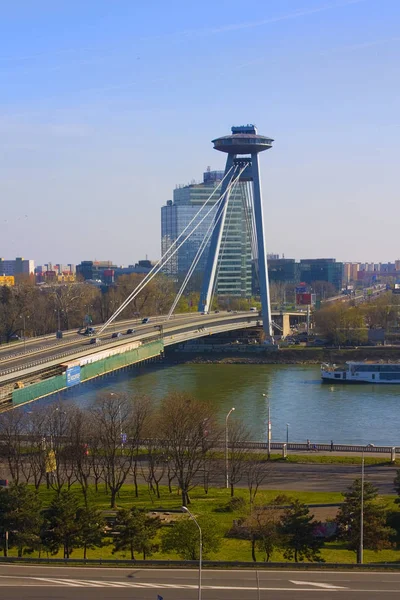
[299,258,343,291]
[161,169,252,297]
[268,258,299,283]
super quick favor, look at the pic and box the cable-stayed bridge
[0,124,301,409]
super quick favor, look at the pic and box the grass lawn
[9,483,397,564]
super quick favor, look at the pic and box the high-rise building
[0,257,34,277]
[161,169,252,297]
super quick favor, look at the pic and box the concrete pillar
[282,314,291,338]
[282,443,287,459]
[391,447,396,463]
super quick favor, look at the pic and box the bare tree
[0,409,27,484]
[44,403,75,493]
[21,408,47,489]
[129,395,153,498]
[90,394,133,508]
[68,408,93,505]
[247,459,270,508]
[157,392,220,506]
[228,421,252,497]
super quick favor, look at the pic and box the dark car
[112,332,122,339]
[142,317,150,324]
[83,327,96,336]
[126,328,135,334]
[90,338,100,344]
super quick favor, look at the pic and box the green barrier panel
[11,341,163,407]
[12,373,67,406]
[81,340,163,381]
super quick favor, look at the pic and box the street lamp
[360,448,365,564]
[20,314,29,353]
[225,407,235,489]
[262,394,271,459]
[182,506,202,600]
[286,423,289,445]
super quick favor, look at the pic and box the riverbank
[167,346,400,365]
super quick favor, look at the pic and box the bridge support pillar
[391,447,396,463]
[282,314,291,338]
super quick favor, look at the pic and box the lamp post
[360,448,365,564]
[286,423,289,445]
[182,506,202,600]
[225,407,235,489]
[262,393,271,459]
[20,314,29,353]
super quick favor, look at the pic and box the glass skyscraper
[161,169,252,297]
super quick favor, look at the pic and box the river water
[35,363,400,446]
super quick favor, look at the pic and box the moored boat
[321,361,400,383]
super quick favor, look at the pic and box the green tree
[113,507,160,560]
[162,515,221,560]
[393,470,400,501]
[336,478,394,563]
[279,500,324,563]
[41,490,82,558]
[76,505,105,560]
[0,484,43,557]
[246,495,290,562]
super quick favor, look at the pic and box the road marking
[33,577,82,587]
[291,580,347,589]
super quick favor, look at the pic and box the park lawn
[21,482,399,564]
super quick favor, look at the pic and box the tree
[90,395,134,508]
[113,508,160,560]
[314,303,367,345]
[162,515,221,560]
[76,505,105,560]
[0,409,27,484]
[279,500,324,563]
[336,478,394,563]
[41,490,83,558]
[157,393,220,506]
[227,421,252,497]
[0,484,42,557]
[246,459,270,508]
[246,497,289,562]
[129,395,153,498]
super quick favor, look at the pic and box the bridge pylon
[198,125,274,339]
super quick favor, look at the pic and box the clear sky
[1,0,399,266]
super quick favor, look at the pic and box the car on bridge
[111,332,122,339]
[142,317,150,324]
[89,338,100,344]
[126,328,135,334]
[83,327,96,336]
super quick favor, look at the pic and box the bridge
[0,310,305,409]
[0,124,305,409]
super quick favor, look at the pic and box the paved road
[0,311,256,377]
[1,565,400,599]
[190,461,398,494]
[0,461,396,495]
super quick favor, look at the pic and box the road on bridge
[0,565,399,599]
[0,311,261,378]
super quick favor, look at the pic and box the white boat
[321,361,400,384]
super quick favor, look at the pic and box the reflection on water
[34,363,400,446]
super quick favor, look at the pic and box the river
[32,362,400,446]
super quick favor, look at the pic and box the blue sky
[1,0,399,265]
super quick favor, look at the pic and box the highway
[0,565,399,599]
[0,311,260,379]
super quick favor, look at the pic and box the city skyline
[1,0,399,264]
